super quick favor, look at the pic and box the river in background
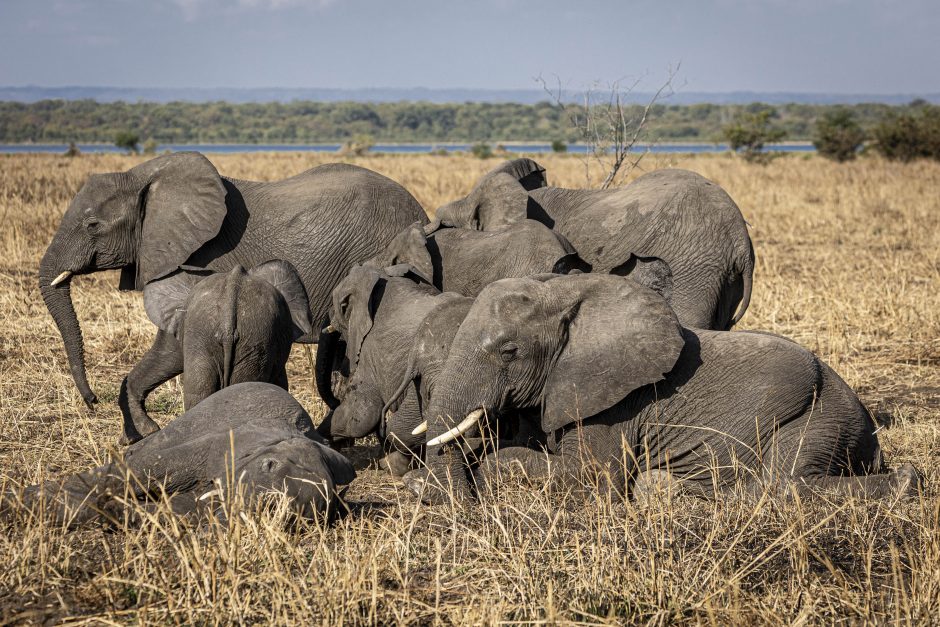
[0,142,816,155]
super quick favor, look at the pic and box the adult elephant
[433,159,754,330]
[411,274,918,504]
[39,152,427,443]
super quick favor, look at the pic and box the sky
[1,0,938,94]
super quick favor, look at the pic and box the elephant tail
[221,266,244,389]
[729,234,754,328]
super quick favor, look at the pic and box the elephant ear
[611,255,674,302]
[131,152,228,286]
[313,440,357,486]
[332,266,383,372]
[485,158,548,190]
[542,275,685,433]
[384,262,432,285]
[464,173,530,231]
[142,268,212,340]
[366,223,433,284]
[249,260,313,341]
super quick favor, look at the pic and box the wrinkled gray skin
[434,159,754,331]
[143,261,313,410]
[38,152,426,443]
[412,274,919,504]
[315,265,465,475]
[365,219,590,297]
[5,383,355,526]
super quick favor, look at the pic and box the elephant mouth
[425,408,485,447]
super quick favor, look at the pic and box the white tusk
[426,409,484,447]
[411,421,428,436]
[323,324,336,334]
[198,488,222,501]
[50,271,73,287]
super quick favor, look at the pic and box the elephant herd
[8,152,920,526]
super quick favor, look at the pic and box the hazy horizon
[1,0,938,95]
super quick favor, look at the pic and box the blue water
[0,142,816,154]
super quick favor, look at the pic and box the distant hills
[2,86,938,105]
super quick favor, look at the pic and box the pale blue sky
[2,0,938,93]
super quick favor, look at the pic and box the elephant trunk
[314,321,344,410]
[39,241,98,409]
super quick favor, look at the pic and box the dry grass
[0,151,938,624]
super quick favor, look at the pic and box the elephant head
[432,158,546,231]
[39,152,229,407]
[422,274,686,499]
[364,222,434,284]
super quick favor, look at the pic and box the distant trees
[722,107,787,163]
[873,104,940,161]
[114,131,139,154]
[813,108,866,162]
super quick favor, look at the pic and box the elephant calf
[144,260,312,415]
[4,383,355,526]
[412,274,919,503]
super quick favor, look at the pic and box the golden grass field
[0,151,938,624]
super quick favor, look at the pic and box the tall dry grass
[0,151,938,624]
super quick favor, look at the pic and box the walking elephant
[4,383,355,526]
[38,152,427,443]
[433,159,754,331]
[143,260,312,410]
[409,274,919,504]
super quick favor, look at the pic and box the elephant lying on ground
[143,261,312,410]
[410,274,919,503]
[4,383,355,526]
[433,159,754,331]
[365,219,590,296]
[38,152,426,443]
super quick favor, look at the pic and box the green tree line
[0,98,928,144]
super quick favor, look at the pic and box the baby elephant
[143,260,313,423]
[4,383,356,526]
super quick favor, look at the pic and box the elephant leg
[119,330,184,445]
[794,464,921,500]
[182,361,220,412]
[272,365,289,391]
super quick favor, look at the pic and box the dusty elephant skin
[37,152,427,443]
[433,158,754,331]
[314,265,468,474]
[413,274,919,504]
[365,219,590,297]
[143,260,313,409]
[3,383,356,527]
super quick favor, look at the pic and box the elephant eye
[260,458,279,473]
[84,217,101,232]
[499,342,519,363]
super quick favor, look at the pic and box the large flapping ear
[485,158,548,190]
[611,254,674,303]
[332,266,383,371]
[249,260,313,341]
[365,223,433,284]
[542,275,686,433]
[464,172,530,231]
[131,152,228,286]
[143,268,213,340]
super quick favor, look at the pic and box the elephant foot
[119,415,160,446]
[378,450,413,477]
[888,463,922,499]
[402,468,473,505]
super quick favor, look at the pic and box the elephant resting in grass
[3,384,355,527]
[433,159,754,331]
[38,152,426,443]
[143,260,312,410]
[409,274,920,504]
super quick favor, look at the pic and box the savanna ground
[0,150,938,625]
